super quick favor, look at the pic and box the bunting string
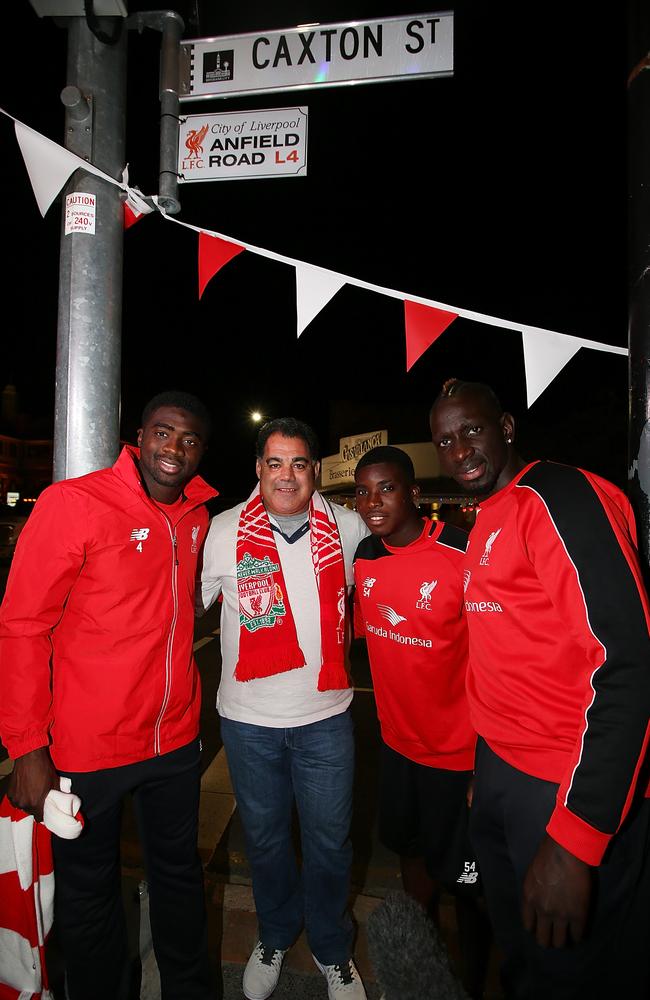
[2,106,627,407]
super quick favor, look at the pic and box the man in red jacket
[0,391,217,1000]
[430,379,650,1000]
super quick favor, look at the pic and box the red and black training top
[464,460,650,865]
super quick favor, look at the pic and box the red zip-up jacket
[0,447,217,772]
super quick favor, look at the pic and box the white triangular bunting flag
[295,264,346,337]
[14,120,121,216]
[521,328,583,406]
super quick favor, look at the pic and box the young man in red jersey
[430,379,650,1000]
[353,445,488,997]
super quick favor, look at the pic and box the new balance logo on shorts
[456,861,479,885]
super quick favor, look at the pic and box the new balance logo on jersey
[456,861,479,885]
[416,580,437,610]
[463,570,471,593]
[377,604,407,627]
[362,577,376,597]
[479,528,502,566]
[130,527,150,553]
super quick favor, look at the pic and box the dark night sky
[1,2,631,497]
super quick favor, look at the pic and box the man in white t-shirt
[199,418,368,1000]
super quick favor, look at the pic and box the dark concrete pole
[628,2,650,569]
[53,15,127,481]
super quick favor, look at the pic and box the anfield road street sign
[178,12,454,101]
[178,107,308,182]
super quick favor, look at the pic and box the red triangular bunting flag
[404,300,458,371]
[123,188,154,230]
[124,202,143,229]
[198,232,246,298]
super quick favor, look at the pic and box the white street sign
[179,12,453,101]
[178,107,308,182]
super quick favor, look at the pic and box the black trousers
[471,739,650,1000]
[52,739,214,1000]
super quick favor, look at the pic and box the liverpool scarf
[0,779,82,1000]
[235,486,350,691]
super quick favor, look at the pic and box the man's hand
[7,746,59,822]
[522,833,592,948]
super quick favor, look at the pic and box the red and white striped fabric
[0,796,53,1000]
[123,187,154,230]
[234,486,348,691]
[0,781,82,1000]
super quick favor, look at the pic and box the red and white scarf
[235,486,350,691]
[0,781,82,1000]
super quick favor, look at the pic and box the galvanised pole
[53,14,127,481]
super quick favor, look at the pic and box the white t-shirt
[200,497,368,727]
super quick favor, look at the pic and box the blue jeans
[220,709,355,964]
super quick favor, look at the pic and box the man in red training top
[0,391,217,1000]
[430,379,650,1000]
[353,446,488,998]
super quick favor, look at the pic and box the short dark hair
[141,391,212,439]
[355,446,415,484]
[430,378,503,420]
[256,417,320,461]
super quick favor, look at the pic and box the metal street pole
[53,14,127,481]
[128,8,184,214]
[628,1,650,571]
[157,10,184,214]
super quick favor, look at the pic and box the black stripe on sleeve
[519,461,650,833]
[437,522,469,553]
[353,534,392,564]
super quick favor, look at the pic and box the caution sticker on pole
[64,192,96,235]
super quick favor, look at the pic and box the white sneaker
[243,941,288,1000]
[313,956,367,999]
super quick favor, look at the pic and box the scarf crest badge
[237,552,286,632]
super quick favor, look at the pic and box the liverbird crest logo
[185,124,209,159]
[479,528,502,566]
[337,587,346,645]
[237,552,286,633]
[416,580,438,610]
